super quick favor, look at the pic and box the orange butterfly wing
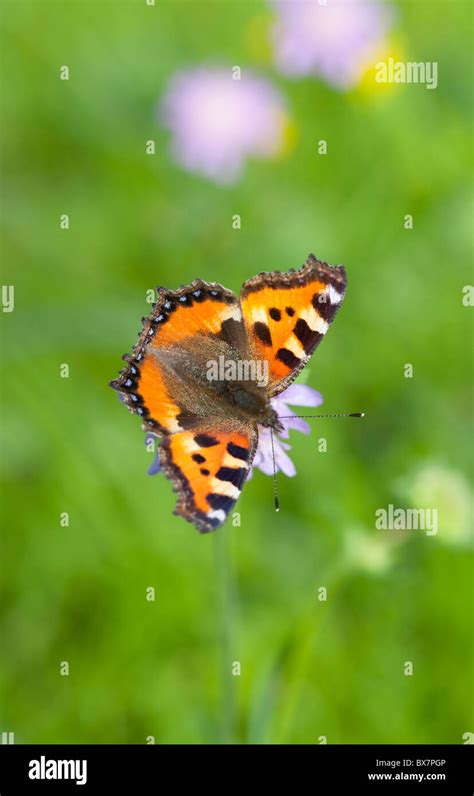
[110,280,242,434]
[160,427,258,532]
[240,254,346,395]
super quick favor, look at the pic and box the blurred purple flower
[160,67,287,184]
[270,0,393,89]
[250,384,323,478]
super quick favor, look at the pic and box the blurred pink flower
[250,384,323,478]
[270,0,393,89]
[160,67,287,184]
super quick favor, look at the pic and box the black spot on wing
[294,318,323,353]
[276,347,301,369]
[293,318,313,349]
[192,453,206,464]
[253,321,272,347]
[200,468,210,476]
[285,306,295,317]
[194,434,219,448]
[215,467,246,487]
[206,493,235,513]
[312,292,335,322]
[269,307,281,321]
[227,442,249,462]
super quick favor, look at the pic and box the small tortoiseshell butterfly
[110,254,346,533]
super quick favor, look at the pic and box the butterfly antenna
[269,428,280,512]
[278,412,365,419]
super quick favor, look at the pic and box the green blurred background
[1,0,472,744]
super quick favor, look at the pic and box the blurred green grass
[0,0,472,744]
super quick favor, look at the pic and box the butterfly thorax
[226,381,283,432]
[146,337,284,432]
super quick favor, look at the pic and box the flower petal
[275,444,297,477]
[148,456,161,476]
[250,428,296,478]
[284,415,311,435]
[279,384,323,407]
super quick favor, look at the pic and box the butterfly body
[111,254,346,533]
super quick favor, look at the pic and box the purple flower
[250,384,323,478]
[160,67,287,184]
[270,0,393,89]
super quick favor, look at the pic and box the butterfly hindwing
[110,280,243,434]
[159,426,258,532]
[240,254,346,395]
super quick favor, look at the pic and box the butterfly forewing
[110,280,243,434]
[239,254,346,396]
